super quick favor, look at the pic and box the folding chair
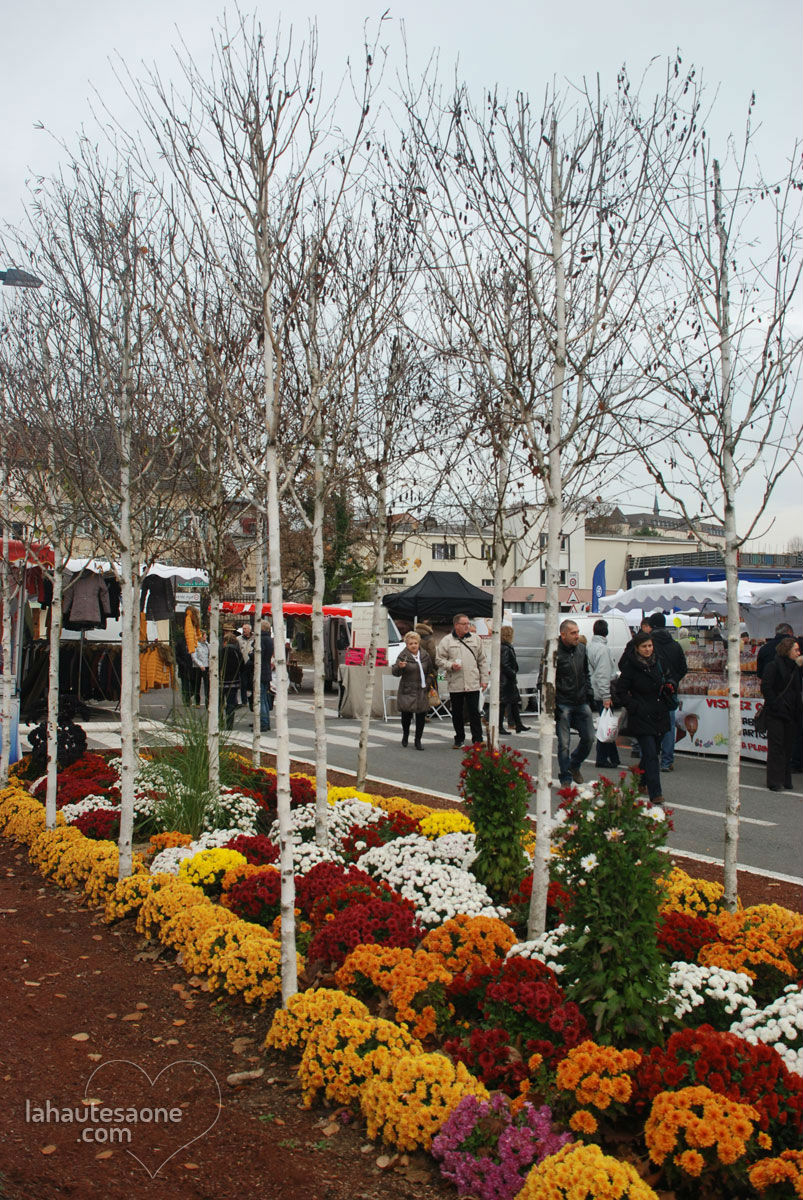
[427,684,452,721]
[382,674,399,721]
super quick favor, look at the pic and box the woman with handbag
[391,631,435,750]
[617,631,671,805]
[499,625,530,735]
[760,637,803,791]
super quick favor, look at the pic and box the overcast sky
[2,0,801,547]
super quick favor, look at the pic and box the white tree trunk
[356,466,388,792]
[207,587,220,795]
[251,509,264,767]
[714,159,742,913]
[311,430,329,846]
[118,550,138,878]
[486,552,506,745]
[528,126,565,939]
[45,543,64,829]
[0,508,12,789]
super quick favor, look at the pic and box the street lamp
[0,268,43,288]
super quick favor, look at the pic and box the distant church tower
[653,492,660,517]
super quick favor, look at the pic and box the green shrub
[459,741,532,903]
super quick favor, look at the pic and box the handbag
[754,705,768,736]
[427,686,441,707]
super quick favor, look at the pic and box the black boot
[401,732,409,748]
[414,737,424,751]
[498,726,511,735]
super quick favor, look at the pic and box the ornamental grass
[644,1085,763,1193]
[264,988,370,1054]
[298,1013,422,1107]
[514,1141,659,1199]
[360,1050,489,1152]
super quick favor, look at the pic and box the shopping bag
[597,707,623,743]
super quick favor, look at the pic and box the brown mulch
[0,839,449,1200]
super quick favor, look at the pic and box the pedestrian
[586,618,621,769]
[414,621,438,665]
[190,630,210,707]
[259,624,275,733]
[617,631,672,805]
[553,619,596,785]
[760,637,803,792]
[221,632,243,730]
[237,622,255,706]
[499,625,530,735]
[436,612,489,749]
[391,631,434,750]
[644,612,687,773]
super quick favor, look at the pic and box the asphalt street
[42,674,803,885]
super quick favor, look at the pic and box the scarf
[409,650,426,687]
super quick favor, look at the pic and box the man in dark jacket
[553,619,595,786]
[259,626,275,733]
[644,612,688,772]
[757,623,795,679]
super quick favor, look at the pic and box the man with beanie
[644,611,687,771]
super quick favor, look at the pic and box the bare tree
[123,13,385,999]
[403,61,702,934]
[633,111,803,909]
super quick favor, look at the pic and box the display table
[675,695,767,763]
[337,664,395,719]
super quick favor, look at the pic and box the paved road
[38,676,803,885]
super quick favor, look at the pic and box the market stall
[598,579,803,763]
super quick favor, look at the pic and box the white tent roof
[599,578,802,638]
[64,559,208,585]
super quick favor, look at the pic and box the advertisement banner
[675,695,767,763]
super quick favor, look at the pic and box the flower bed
[2,754,801,1199]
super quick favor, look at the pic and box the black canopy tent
[382,571,494,622]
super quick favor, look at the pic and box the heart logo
[84,1059,222,1178]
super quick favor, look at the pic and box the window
[482,579,494,587]
[539,532,569,551]
[540,568,567,586]
[432,543,456,560]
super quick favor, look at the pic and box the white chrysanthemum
[356,835,506,927]
[730,985,803,1078]
[580,853,598,872]
[62,795,119,823]
[149,845,195,874]
[431,831,477,869]
[507,924,569,974]
[205,789,261,835]
[268,797,378,847]
[665,962,756,1025]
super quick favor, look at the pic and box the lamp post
[0,268,43,289]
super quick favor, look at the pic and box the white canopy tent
[598,579,803,638]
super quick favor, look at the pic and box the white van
[509,611,633,678]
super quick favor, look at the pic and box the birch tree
[124,13,384,999]
[14,144,188,876]
[633,111,803,909]
[404,60,702,934]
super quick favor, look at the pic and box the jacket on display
[62,571,112,630]
[140,574,177,621]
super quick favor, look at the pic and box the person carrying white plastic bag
[587,618,621,766]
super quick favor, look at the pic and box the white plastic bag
[597,706,622,743]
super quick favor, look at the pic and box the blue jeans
[660,708,676,768]
[556,702,595,784]
[260,682,272,732]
